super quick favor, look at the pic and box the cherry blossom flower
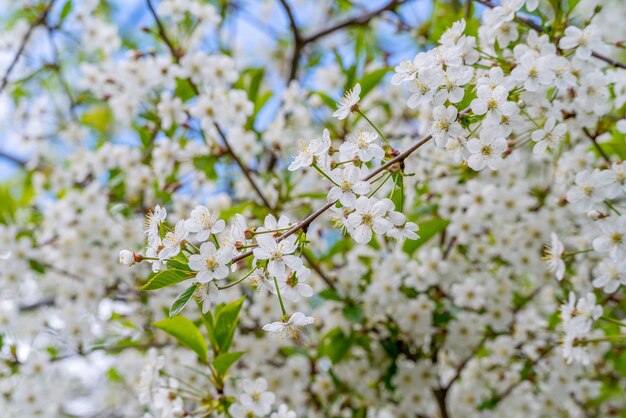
[156,91,186,130]
[158,220,189,260]
[230,378,276,417]
[118,249,135,266]
[194,281,219,314]
[466,131,507,171]
[592,259,626,293]
[288,129,331,171]
[543,233,565,281]
[339,130,385,162]
[347,196,393,244]
[592,216,626,262]
[470,85,518,125]
[263,312,315,337]
[431,105,464,148]
[188,241,232,283]
[333,83,361,120]
[559,25,604,60]
[253,234,303,279]
[327,165,370,207]
[184,205,225,242]
[532,117,567,155]
[145,204,167,248]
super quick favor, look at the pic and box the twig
[303,0,407,44]
[279,0,409,81]
[302,251,337,291]
[583,127,611,164]
[0,0,57,94]
[146,0,180,59]
[213,122,273,209]
[0,150,27,167]
[474,0,626,69]
[277,0,303,82]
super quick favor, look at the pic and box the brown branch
[146,0,180,60]
[146,0,273,211]
[280,0,409,81]
[213,122,273,209]
[302,251,337,291]
[0,150,27,167]
[277,0,303,82]
[583,127,611,164]
[303,0,407,44]
[0,0,57,94]
[46,26,78,119]
[474,0,626,69]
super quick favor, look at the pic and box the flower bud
[586,210,605,221]
[119,250,135,266]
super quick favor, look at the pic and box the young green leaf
[139,269,191,291]
[153,316,208,362]
[169,283,198,318]
[213,296,245,353]
[213,351,245,375]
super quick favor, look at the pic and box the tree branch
[583,127,612,164]
[303,0,407,44]
[0,150,27,167]
[277,0,303,82]
[0,0,57,94]
[146,0,180,59]
[279,0,409,82]
[474,0,626,69]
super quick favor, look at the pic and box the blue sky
[0,0,433,180]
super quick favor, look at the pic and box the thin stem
[369,173,392,197]
[312,162,340,187]
[218,268,256,290]
[0,0,57,94]
[563,248,594,258]
[357,109,389,144]
[599,316,626,328]
[604,200,622,216]
[273,276,287,316]
[211,234,221,249]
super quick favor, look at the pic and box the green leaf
[213,296,245,353]
[212,351,245,375]
[201,310,219,353]
[318,288,343,302]
[175,78,195,102]
[318,328,353,363]
[169,283,198,318]
[343,304,364,323]
[140,269,191,291]
[153,316,208,362]
[247,68,264,104]
[391,172,404,212]
[59,1,73,22]
[193,156,219,180]
[80,104,112,133]
[315,91,337,110]
[357,68,389,99]
[402,218,449,255]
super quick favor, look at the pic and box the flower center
[480,145,493,156]
[611,232,623,246]
[205,258,218,271]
